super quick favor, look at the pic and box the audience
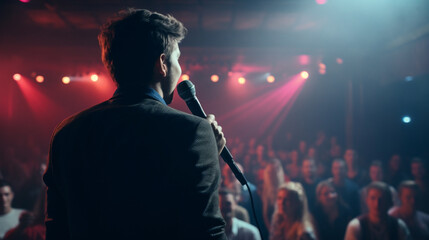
[345,181,411,240]
[219,189,261,240]
[360,160,399,213]
[2,130,429,240]
[328,158,361,217]
[0,180,26,239]
[262,158,285,230]
[410,157,429,214]
[313,180,352,240]
[389,181,429,240]
[269,182,316,240]
[299,158,320,214]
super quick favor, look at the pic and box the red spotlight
[238,77,246,85]
[300,71,309,79]
[316,0,327,4]
[62,76,71,84]
[19,0,31,2]
[336,58,343,64]
[211,75,219,83]
[298,55,310,65]
[319,69,326,75]
[36,75,44,83]
[181,74,190,81]
[319,63,326,69]
[90,74,99,82]
[267,75,275,83]
[13,73,22,81]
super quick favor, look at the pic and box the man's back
[44,92,226,239]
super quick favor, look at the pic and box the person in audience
[329,136,341,159]
[360,160,399,213]
[389,181,429,240]
[313,180,352,240]
[0,180,26,239]
[299,158,320,213]
[344,149,369,187]
[262,158,285,230]
[328,158,360,217]
[270,182,316,240]
[286,150,300,181]
[386,154,409,188]
[4,189,46,240]
[410,157,429,214]
[222,163,268,239]
[345,181,411,240]
[219,189,261,240]
[298,141,307,162]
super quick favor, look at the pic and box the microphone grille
[177,80,196,101]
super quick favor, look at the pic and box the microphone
[177,80,247,185]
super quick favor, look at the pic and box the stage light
[316,0,327,4]
[36,75,44,83]
[300,71,309,79]
[402,116,411,124]
[298,55,310,65]
[13,73,22,81]
[238,77,246,85]
[405,76,413,82]
[90,74,99,82]
[181,74,190,81]
[62,76,71,84]
[336,58,343,64]
[319,63,326,69]
[19,0,31,3]
[319,69,326,75]
[211,75,219,83]
[267,75,275,83]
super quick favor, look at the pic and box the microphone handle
[185,98,248,185]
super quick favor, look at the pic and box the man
[44,9,227,240]
[344,149,369,188]
[299,158,319,213]
[328,158,360,217]
[345,181,410,240]
[219,189,261,240]
[389,181,429,240]
[0,180,25,239]
[359,160,399,213]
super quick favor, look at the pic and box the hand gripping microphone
[177,80,247,185]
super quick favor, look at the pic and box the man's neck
[368,212,387,224]
[0,207,12,216]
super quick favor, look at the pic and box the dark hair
[0,179,13,190]
[398,180,419,196]
[366,181,393,208]
[98,8,187,87]
[370,160,383,168]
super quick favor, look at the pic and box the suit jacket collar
[113,86,167,105]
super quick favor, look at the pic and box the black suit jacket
[43,89,227,240]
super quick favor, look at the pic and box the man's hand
[206,114,226,155]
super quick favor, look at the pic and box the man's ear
[155,53,168,77]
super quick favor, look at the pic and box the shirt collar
[113,86,167,105]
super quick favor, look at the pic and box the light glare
[211,75,219,83]
[36,75,44,83]
[13,74,22,81]
[238,77,246,85]
[62,76,71,84]
[267,75,275,83]
[91,74,99,82]
[300,71,309,79]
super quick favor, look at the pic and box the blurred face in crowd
[389,155,401,172]
[370,165,383,182]
[276,189,300,219]
[400,187,416,212]
[256,145,264,157]
[344,149,357,167]
[411,162,426,180]
[219,193,236,221]
[302,159,317,182]
[307,147,316,158]
[318,185,338,209]
[332,160,347,182]
[289,151,299,165]
[0,186,14,215]
[299,141,307,153]
[366,188,389,218]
